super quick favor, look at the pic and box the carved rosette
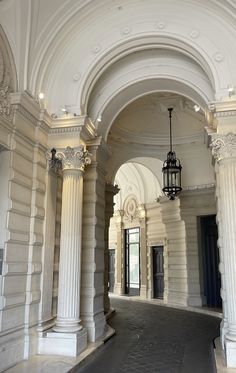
[124,196,138,221]
[46,146,91,174]
[211,133,236,162]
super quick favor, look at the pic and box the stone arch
[28,0,236,117]
[85,44,214,140]
[0,25,18,122]
[0,24,17,93]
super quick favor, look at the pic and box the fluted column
[211,133,236,366]
[53,146,91,333]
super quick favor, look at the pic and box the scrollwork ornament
[46,149,62,174]
[56,146,92,171]
[0,49,13,121]
[211,133,236,161]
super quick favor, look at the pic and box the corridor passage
[77,297,220,373]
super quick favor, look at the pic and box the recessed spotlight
[194,104,200,112]
[38,92,45,100]
[97,115,102,122]
[61,106,68,114]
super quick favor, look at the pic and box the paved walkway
[76,297,220,373]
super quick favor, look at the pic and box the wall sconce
[227,84,234,98]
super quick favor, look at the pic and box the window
[125,228,140,295]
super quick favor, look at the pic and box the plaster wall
[109,162,217,309]
[0,104,49,370]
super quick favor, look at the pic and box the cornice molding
[49,115,96,140]
[110,129,204,146]
[183,183,215,191]
[49,125,82,135]
[208,100,236,115]
[10,91,51,133]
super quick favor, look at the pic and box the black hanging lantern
[162,108,182,200]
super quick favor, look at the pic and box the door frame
[152,245,164,299]
[198,214,221,308]
[124,227,140,295]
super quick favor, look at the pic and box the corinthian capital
[46,146,91,173]
[211,133,236,161]
[57,146,91,171]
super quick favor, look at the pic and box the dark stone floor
[76,298,220,373]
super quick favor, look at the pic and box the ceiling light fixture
[162,108,182,200]
[193,104,200,112]
[38,92,45,100]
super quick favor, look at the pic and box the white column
[54,169,83,332]
[38,146,91,356]
[211,133,236,367]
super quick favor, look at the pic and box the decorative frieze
[211,133,236,161]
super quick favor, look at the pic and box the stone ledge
[5,325,115,373]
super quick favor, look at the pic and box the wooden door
[201,215,221,308]
[153,246,164,299]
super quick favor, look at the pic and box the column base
[82,312,106,342]
[140,285,147,299]
[38,328,87,357]
[225,339,236,367]
[114,283,123,295]
[165,291,188,306]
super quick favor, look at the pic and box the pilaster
[104,183,119,313]
[80,138,109,342]
[37,165,57,333]
[211,132,236,367]
[159,197,189,306]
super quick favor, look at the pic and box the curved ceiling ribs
[26,0,236,127]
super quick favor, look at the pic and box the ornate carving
[46,148,62,174]
[0,48,13,120]
[46,146,91,174]
[211,133,236,161]
[57,146,91,171]
[124,196,138,221]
